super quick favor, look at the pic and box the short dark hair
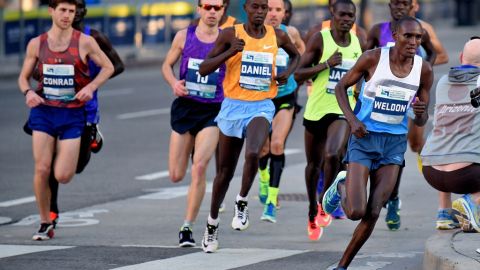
[394,15,421,32]
[333,0,355,12]
[49,0,77,8]
[198,0,227,6]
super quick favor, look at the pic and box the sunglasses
[470,36,480,40]
[199,4,224,11]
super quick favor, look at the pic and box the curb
[423,230,480,270]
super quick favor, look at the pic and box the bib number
[326,59,355,96]
[239,51,273,91]
[370,85,416,124]
[275,51,288,92]
[185,58,218,99]
[43,64,75,101]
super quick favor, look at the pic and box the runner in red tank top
[17,0,113,241]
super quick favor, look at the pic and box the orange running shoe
[307,216,323,241]
[317,204,333,227]
[49,211,59,229]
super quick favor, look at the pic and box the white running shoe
[219,202,226,213]
[202,223,219,253]
[231,200,249,231]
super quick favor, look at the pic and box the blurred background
[0,0,478,66]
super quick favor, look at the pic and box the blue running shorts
[215,98,275,139]
[28,105,85,140]
[344,131,407,171]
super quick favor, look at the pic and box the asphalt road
[0,21,477,270]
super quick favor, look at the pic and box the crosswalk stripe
[110,248,306,270]
[0,245,74,259]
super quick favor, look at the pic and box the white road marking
[284,148,303,155]
[0,196,35,207]
[138,183,214,200]
[0,245,74,259]
[13,209,109,227]
[117,108,170,120]
[135,148,300,182]
[110,248,305,270]
[99,88,134,97]
[0,217,12,225]
[135,170,170,181]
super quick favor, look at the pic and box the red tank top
[37,30,90,108]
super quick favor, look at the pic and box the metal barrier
[0,1,193,58]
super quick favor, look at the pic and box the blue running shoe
[322,171,346,214]
[316,171,324,194]
[386,197,401,231]
[436,208,460,230]
[261,202,277,223]
[460,194,480,233]
[332,204,346,219]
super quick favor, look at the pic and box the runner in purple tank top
[161,0,226,248]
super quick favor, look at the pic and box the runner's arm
[421,30,437,66]
[412,61,433,127]
[91,29,125,78]
[161,29,187,96]
[366,24,380,50]
[287,26,305,54]
[294,32,324,83]
[199,28,239,76]
[335,51,377,138]
[356,26,368,51]
[18,37,45,107]
[421,22,448,65]
[276,28,300,85]
[76,36,114,101]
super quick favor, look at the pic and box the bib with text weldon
[370,84,416,124]
[239,51,273,91]
[43,64,76,101]
[275,50,288,92]
[326,59,355,96]
[185,58,219,99]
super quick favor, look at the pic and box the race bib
[370,85,416,124]
[326,59,355,96]
[239,51,273,91]
[42,64,75,101]
[185,58,218,99]
[275,50,288,91]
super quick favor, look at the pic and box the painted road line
[135,148,300,181]
[0,217,12,225]
[138,182,214,200]
[110,248,306,270]
[0,196,35,207]
[117,108,170,120]
[135,170,170,181]
[0,245,74,259]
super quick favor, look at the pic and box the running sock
[269,154,285,188]
[181,221,193,230]
[236,194,248,202]
[48,170,59,214]
[259,154,270,170]
[266,187,279,206]
[208,215,219,226]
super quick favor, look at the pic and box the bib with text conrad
[43,64,76,101]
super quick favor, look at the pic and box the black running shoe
[179,227,195,247]
[32,223,54,241]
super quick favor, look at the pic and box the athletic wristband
[23,89,33,96]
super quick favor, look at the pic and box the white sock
[208,215,219,226]
[236,194,248,202]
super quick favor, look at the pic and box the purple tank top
[179,25,225,103]
[378,22,394,47]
